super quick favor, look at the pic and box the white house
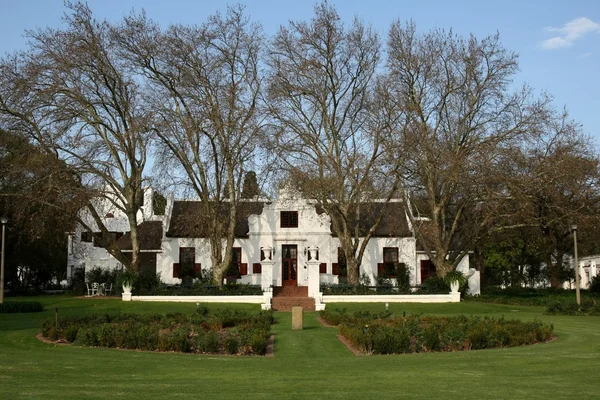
[68,187,480,296]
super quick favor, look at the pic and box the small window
[81,231,93,243]
[336,247,347,277]
[227,247,244,277]
[381,247,399,277]
[280,211,298,228]
[383,247,399,263]
[179,247,196,276]
[93,232,103,247]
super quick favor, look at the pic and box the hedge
[42,306,273,355]
[0,301,44,313]
[321,308,554,354]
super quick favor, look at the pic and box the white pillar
[580,261,589,288]
[307,246,325,310]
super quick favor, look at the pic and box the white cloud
[540,17,600,50]
[579,52,592,58]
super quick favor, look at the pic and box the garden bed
[41,306,274,356]
[320,308,554,355]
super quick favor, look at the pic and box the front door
[281,245,298,286]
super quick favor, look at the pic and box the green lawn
[1,296,599,399]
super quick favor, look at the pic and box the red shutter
[173,263,180,278]
[194,263,202,278]
[319,263,327,273]
[332,263,339,275]
[377,263,385,276]
[240,263,248,275]
[253,263,262,274]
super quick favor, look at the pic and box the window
[174,247,200,278]
[93,232,103,247]
[228,247,247,277]
[280,211,298,228]
[380,247,399,277]
[81,231,93,243]
[179,247,196,275]
[332,247,347,277]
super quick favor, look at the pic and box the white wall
[68,186,157,279]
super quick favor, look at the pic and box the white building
[68,188,480,295]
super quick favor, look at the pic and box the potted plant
[119,270,135,301]
[444,270,467,293]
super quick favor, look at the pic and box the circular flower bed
[41,307,274,356]
[321,309,554,355]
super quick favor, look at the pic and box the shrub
[589,276,600,294]
[97,323,116,348]
[136,283,262,296]
[41,308,273,355]
[135,270,162,292]
[371,325,411,354]
[545,299,600,316]
[0,301,43,313]
[249,331,269,355]
[419,276,449,294]
[195,303,210,317]
[199,330,220,353]
[159,327,191,352]
[335,312,553,355]
[224,334,239,355]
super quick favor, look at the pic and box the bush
[198,330,220,353]
[468,287,600,307]
[590,276,600,294]
[224,334,239,355]
[249,331,269,355]
[158,327,191,352]
[418,276,449,294]
[545,299,600,316]
[135,270,162,292]
[41,308,273,355]
[330,309,554,355]
[0,301,43,313]
[136,283,262,296]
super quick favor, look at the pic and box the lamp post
[571,224,580,306]
[0,216,7,304]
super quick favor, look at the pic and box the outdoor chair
[85,282,94,297]
[91,282,99,297]
[103,283,113,296]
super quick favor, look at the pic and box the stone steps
[271,296,316,312]
[273,286,308,297]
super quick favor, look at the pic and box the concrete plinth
[292,306,303,330]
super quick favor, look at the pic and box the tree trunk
[126,209,140,273]
[433,254,453,277]
[548,253,561,289]
[346,257,359,285]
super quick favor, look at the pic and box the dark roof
[414,220,436,251]
[116,221,163,251]
[166,200,411,239]
[166,201,265,238]
[317,202,412,238]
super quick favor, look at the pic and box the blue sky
[1,0,599,142]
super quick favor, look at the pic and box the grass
[1,296,599,399]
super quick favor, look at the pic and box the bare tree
[116,5,264,285]
[266,2,403,284]
[498,110,600,287]
[387,22,548,277]
[0,2,151,272]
